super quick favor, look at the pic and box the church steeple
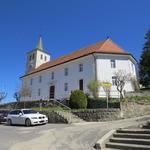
[36,35,44,50]
[26,36,50,73]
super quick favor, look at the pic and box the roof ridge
[98,38,111,50]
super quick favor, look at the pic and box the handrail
[44,96,71,110]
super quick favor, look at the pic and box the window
[79,64,83,72]
[9,110,17,115]
[79,79,83,91]
[32,53,35,60]
[64,68,68,76]
[51,72,54,80]
[38,88,41,96]
[29,55,32,61]
[64,83,68,91]
[45,56,47,61]
[41,54,43,60]
[39,76,42,83]
[30,78,33,85]
[110,60,116,68]
[131,63,134,72]
[112,76,117,86]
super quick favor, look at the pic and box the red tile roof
[22,38,131,78]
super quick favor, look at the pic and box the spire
[37,35,44,50]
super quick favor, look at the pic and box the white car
[7,109,48,126]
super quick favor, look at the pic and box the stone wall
[41,103,150,123]
[41,111,68,123]
[125,90,150,97]
[72,109,121,122]
[122,102,150,118]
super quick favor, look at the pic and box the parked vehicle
[0,109,9,123]
[7,109,48,126]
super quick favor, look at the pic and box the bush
[87,98,120,109]
[69,90,87,109]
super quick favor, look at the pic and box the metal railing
[44,96,71,110]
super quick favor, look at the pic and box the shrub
[87,80,100,99]
[87,98,120,109]
[69,90,87,109]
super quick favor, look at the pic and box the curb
[94,129,116,149]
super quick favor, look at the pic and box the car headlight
[31,117,38,119]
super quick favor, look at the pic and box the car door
[9,110,18,124]
[16,110,25,125]
[13,110,25,124]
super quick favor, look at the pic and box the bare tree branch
[114,70,131,99]
[0,91,7,103]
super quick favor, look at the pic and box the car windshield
[23,110,38,114]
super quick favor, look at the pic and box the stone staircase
[55,111,85,124]
[105,128,150,150]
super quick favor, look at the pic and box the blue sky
[0,0,150,103]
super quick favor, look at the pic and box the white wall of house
[96,54,137,98]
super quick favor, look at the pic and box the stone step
[113,133,150,139]
[117,128,150,134]
[55,111,85,123]
[110,137,150,145]
[104,148,121,150]
[106,142,150,150]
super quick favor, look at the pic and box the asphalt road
[0,115,150,150]
[0,123,69,150]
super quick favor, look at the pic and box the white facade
[21,38,137,101]
[22,55,95,101]
[95,54,136,97]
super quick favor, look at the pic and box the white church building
[20,37,137,101]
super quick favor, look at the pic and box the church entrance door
[49,85,55,99]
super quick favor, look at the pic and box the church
[20,37,137,101]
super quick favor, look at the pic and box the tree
[13,92,21,102]
[100,81,112,109]
[139,28,150,87]
[20,83,31,101]
[114,70,131,99]
[0,91,7,103]
[87,80,100,99]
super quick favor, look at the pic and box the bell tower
[26,35,50,73]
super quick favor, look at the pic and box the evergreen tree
[139,29,150,87]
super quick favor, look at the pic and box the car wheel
[25,118,31,127]
[7,119,12,126]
